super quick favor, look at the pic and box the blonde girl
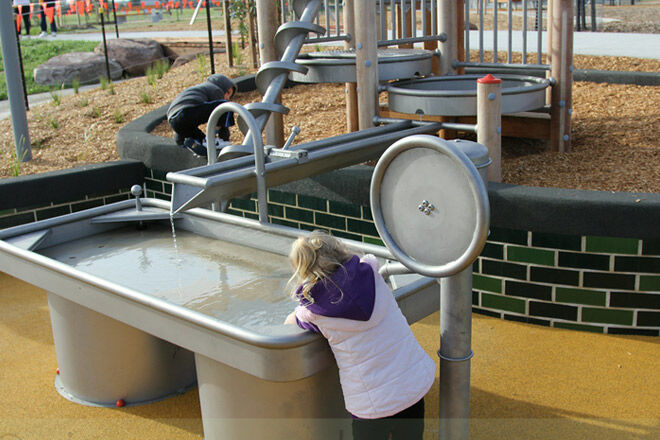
[285,230,435,440]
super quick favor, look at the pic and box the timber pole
[550,0,573,152]
[343,0,358,133]
[354,0,378,131]
[256,0,284,147]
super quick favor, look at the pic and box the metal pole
[439,268,473,440]
[14,17,29,110]
[205,0,215,74]
[100,9,111,80]
[0,0,31,162]
[354,0,378,131]
[111,0,119,37]
[477,74,502,182]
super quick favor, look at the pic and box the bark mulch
[1,47,658,193]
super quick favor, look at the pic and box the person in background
[166,74,237,157]
[39,0,56,37]
[13,0,32,36]
[285,230,436,440]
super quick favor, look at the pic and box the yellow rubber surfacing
[1,271,658,440]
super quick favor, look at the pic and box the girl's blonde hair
[288,230,354,304]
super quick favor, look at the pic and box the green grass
[0,39,98,100]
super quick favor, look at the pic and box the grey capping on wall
[276,165,660,240]
[116,74,297,171]
[0,160,145,211]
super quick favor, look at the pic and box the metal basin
[0,198,439,440]
[290,48,434,83]
[387,74,551,116]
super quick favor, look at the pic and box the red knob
[477,74,502,84]
[116,399,126,408]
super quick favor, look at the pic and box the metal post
[439,268,473,440]
[111,0,119,37]
[477,74,502,182]
[354,0,378,131]
[343,0,358,133]
[1,0,31,162]
[438,0,457,75]
[14,18,29,110]
[100,9,111,81]
[205,0,215,74]
[256,0,285,147]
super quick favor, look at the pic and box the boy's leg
[168,109,206,145]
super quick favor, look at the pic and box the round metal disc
[370,135,489,278]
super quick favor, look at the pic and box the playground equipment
[0,0,579,439]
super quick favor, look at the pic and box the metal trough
[0,199,439,439]
[387,74,551,116]
[167,119,443,214]
[290,49,434,83]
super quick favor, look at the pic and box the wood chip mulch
[1,47,658,194]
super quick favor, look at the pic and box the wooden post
[395,2,414,49]
[437,0,457,75]
[223,0,233,67]
[344,0,358,133]
[477,74,502,183]
[248,7,258,68]
[457,0,465,75]
[256,0,284,147]
[550,0,573,152]
[423,8,440,75]
[546,0,554,105]
[354,0,378,131]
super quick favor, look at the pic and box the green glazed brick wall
[128,173,660,337]
[0,188,133,230]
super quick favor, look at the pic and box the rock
[95,38,166,76]
[33,52,123,87]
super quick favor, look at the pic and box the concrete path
[2,29,658,121]
[46,29,660,59]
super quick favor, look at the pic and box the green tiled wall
[0,189,132,230]
[112,173,660,337]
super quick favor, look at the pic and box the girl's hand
[284,311,297,325]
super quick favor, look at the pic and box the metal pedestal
[195,353,350,440]
[48,292,196,407]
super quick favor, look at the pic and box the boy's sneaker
[51,32,56,37]
[201,137,224,150]
[38,31,47,38]
[182,138,207,157]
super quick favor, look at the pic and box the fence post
[550,0,573,152]
[354,0,378,130]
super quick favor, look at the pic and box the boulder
[95,38,166,76]
[33,52,123,87]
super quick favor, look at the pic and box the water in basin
[38,224,295,331]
